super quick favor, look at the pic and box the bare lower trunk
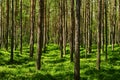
[36,0,44,70]
[20,0,22,54]
[74,0,81,79]
[97,0,102,70]
[30,0,36,57]
[10,0,14,62]
[5,0,9,50]
[70,0,75,62]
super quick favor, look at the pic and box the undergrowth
[0,44,120,80]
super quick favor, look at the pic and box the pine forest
[0,0,120,80]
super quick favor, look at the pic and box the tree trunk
[30,0,36,57]
[74,0,81,79]
[14,0,19,50]
[63,0,66,55]
[60,0,63,58]
[5,0,9,50]
[109,1,112,45]
[90,0,93,54]
[47,1,50,44]
[43,0,47,53]
[105,0,108,61]
[20,0,22,54]
[97,0,102,70]
[36,0,44,70]
[70,0,75,62]
[10,0,14,62]
[112,0,117,51]
[101,0,104,53]
[119,0,120,45]
[85,1,88,55]
[84,0,87,57]
[2,2,5,49]
[87,0,91,54]
[0,2,2,48]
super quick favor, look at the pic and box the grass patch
[0,43,120,80]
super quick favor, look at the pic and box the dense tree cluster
[0,0,120,79]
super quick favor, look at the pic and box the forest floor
[0,44,120,80]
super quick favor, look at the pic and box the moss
[0,44,120,80]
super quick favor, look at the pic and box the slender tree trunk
[14,0,19,50]
[5,0,9,50]
[82,0,85,48]
[36,0,44,70]
[60,0,63,58]
[84,0,87,58]
[97,0,102,70]
[70,0,75,62]
[119,0,120,44]
[90,0,93,54]
[10,0,14,62]
[2,2,5,48]
[85,1,88,55]
[47,7,50,44]
[109,1,112,45]
[101,0,104,53]
[0,2,2,48]
[63,0,66,55]
[105,0,108,61]
[20,0,22,54]
[87,0,91,54]
[30,0,36,57]
[43,0,47,52]
[65,0,68,47]
[85,0,89,54]
[47,1,50,44]
[112,0,117,51]
[74,0,81,79]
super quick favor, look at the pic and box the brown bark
[30,0,36,57]
[2,2,5,48]
[63,0,66,55]
[112,0,117,51]
[20,0,22,54]
[60,0,63,58]
[5,0,9,50]
[10,0,14,62]
[43,0,47,52]
[87,0,91,54]
[36,0,44,70]
[101,0,104,53]
[97,0,102,70]
[119,0,120,44]
[85,1,88,56]
[70,0,75,62]
[0,2,2,48]
[14,0,19,50]
[74,0,81,79]
[84,0,87,57]
[109,1,112,45]
[105,0,108,61]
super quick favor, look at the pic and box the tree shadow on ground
[84,67,120,80]
[80,53,92,58]
[108,50,120,66]
[0,54,33,66]
[54,71,88,80]
[0,71,56,80]
[53,71,74,80]
[45,58,66,64]
[46,44,59,52]
[30,73,56,80]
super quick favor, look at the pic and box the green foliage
[0,44,120,80]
